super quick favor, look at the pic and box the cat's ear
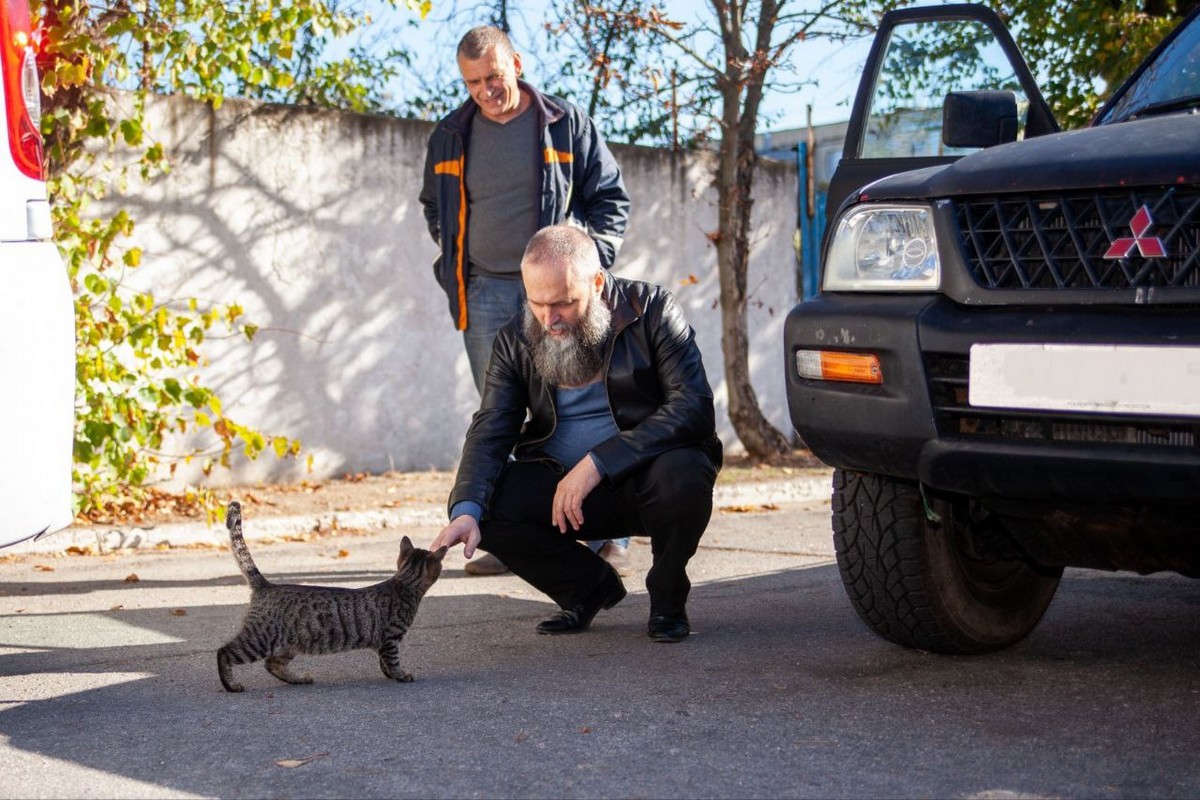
[431,545,448,562]
[398,536,414,564]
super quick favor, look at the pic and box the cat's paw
[394,671,414,683]
[222,681,245,693]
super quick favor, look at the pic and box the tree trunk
[714,122,792,459]
[712,1,791,460]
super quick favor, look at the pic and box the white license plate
[969,344,1200,417]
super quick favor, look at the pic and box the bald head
[521,225,602,286]
[521,225,606,355]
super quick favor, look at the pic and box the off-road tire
[831,468,1062,654]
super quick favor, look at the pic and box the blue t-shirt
[450,381,619,522]
[542,382,620,470]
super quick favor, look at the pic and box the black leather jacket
[448,273,722,516]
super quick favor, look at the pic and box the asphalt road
[1,490,1197,799]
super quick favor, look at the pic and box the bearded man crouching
[431,224,723,643]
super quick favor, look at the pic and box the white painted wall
[105,94,800,485]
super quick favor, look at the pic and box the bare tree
[572,1,883,459]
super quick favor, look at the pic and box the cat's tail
[226,501,270,590]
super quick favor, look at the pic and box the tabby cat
[217,501,446,692]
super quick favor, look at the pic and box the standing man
[431,226,723,643]
[420,26,631,576]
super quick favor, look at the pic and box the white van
[1,0,75,546]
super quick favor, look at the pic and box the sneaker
[598,540,634,577]
[463,553,509,576]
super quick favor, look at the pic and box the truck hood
[861,114,1200,199]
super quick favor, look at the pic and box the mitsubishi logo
[1104,204,1167,259]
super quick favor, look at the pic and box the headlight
[823,204,940,291]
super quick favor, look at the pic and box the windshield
[1097,11,1200,124]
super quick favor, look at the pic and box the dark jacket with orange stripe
[419,81,630,330]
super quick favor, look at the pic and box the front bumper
[784,293,1200,503]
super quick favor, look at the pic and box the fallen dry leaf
[34,564,54,572]
[718,503,780,514]
[65,545,94,556]
[110,604,124,611]
[335,549,350,559]
[74,484,209,526]
[275,752,329,769]
[124,573,140,583]
[170,608,187,616]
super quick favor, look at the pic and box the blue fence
[796,141,827,300]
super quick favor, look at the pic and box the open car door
[825,3,1059,232]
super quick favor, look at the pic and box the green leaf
[83,273,107,295]
[183,387,209,408]
[119,118,143,146]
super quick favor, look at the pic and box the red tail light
[1,0,44,180]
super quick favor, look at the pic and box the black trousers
[478,446,718,617]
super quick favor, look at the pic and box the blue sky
[348,0,881,132]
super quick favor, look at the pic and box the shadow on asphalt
[0,568,408,596]
[1,565,1198,798]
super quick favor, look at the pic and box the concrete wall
[107,94,800,485]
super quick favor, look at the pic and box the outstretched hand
[552,455,602,533]
[432,515,482,559]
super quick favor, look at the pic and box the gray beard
[524,296,613,387]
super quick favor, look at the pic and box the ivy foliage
[986,0,1196,130]
[35,0,429,516]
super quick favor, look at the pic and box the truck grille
[925,352,1199,447]
[955,188,1200,290]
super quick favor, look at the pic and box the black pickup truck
[784,4,1200,653]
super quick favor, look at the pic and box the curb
[5,472,833,556]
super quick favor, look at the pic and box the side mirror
[943,90,1018,148]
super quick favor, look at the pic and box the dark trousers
[478,446,718,617]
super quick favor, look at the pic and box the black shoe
[647,613,690,643]
[537,570,627,635]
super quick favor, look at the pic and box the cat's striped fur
[217,501,446,692]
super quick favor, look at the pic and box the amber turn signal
[795,350,883,384]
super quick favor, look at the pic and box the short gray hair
[457,26,516,61]
[522,225,601,281]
